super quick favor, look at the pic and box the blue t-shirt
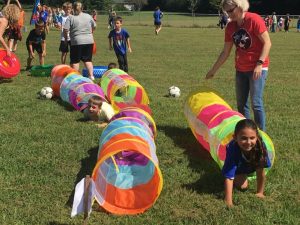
[222,140,271,179]
[40,10,48,24]
[108,28,130,55]
[153,10,163,23]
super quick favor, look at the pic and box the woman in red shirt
[205,0,271,131]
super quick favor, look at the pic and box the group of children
[0,1,272,208]
[264,13,295,33]
[1,1,132,74]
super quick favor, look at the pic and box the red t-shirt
[225,12,270,72]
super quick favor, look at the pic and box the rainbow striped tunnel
[91,107,163,215]
[184,88,275,177]
[51,65,80,97]
[59,73,106,111]
[100,69,150,112]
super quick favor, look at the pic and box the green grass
[0,14,300,225]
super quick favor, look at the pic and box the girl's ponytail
[253,136,268,168]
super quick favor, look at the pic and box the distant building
[112,0,135,11]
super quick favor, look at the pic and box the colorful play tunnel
[110,106,157,138]
[59,73,106,111]
[51,64,80,97]
[100,69,150,112]
[184,88,275,177]
[91,107,163,215]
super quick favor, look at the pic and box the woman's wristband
[256,59,264,65]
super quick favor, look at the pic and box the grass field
[0,13,300,225]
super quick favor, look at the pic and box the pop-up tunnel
[100,69,150,112]
[184,88,275,177]
[91,107,162,215]
[60,74,106,110]
[51,65,80,97]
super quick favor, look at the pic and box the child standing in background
[222,119,271,207]
[92,9,97,22]
[25,20,46,70]
[0,3,20,57]
[297,16,300,32]
[57,2,72,64]
[153,6,163,35]
[108,16,132,72]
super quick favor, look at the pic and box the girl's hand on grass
[42,51,46,57]
[96,122,108,128]
[30,52,35,59]
[255,193,265,199]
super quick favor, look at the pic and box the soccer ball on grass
[168,86,181,98]
[39,87,53,99]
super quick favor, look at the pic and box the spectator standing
[278,17,283,31]
[64,1,96,80]
[0,3,20,57]
[284,14,291,32]
[108,10,116,29]
[205,0,272,131]
[92,9,97,22]
[153,6,163,35]
[6,0,23,52]
[108,16,132,72]
[297,16,300,32]
[271,12,277,32]
[57,2,72,64]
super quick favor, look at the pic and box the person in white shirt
[56,2,72,64]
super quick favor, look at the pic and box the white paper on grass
[71,177,96,217]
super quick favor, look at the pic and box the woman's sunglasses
[225,6,237,14]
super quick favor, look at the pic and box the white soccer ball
[40,87,53,99]
[168,86,181,98]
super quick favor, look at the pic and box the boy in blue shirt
[108,17,132,72]
[153,6,163,35]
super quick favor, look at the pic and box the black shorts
[59,41,71,53]
[26,43,43,54]
[154,21,161,26]
[8,27,22,41]
[70,44,93,64]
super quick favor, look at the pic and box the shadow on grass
[66,146,99,207]
[77,117,87,122]
[0,78,13,84]
[53,97,76,112]
[158,125,223,196]
[48,222,70,225]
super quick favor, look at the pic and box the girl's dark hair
[234,119,258,135]
[235,119,268,167]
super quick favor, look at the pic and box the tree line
[1,0,300,14]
